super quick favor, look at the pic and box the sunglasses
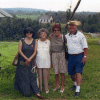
[26,32,33,34]
[54,30,60,31]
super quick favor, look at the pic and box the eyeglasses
[54,30,60,31]
[26,32,33,34]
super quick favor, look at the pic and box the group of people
[14,20,88,99]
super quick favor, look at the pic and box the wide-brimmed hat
[67,20,81,26]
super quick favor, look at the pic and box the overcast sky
[0,0,100,12]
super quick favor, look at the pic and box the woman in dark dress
[14,27,43,99]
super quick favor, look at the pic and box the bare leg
[70,75,77,90]
[43,68,49,91]
[70,75,76,82]
[75,73,82,86]
[55,74,60,88]
[75,73,82,92]
[60,73,65,90]
[37,68,42,92]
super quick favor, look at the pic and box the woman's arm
[50,53,53,68]
[34,55,37,66]
[24,40,38,66]
[18,40,29,61]
[49,33,53,40]
[64,36,67,44]
[29,39,38,60]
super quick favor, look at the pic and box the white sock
[75,86,80,92]
[73,81,77,86]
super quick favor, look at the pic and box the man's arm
[84,48,88,57]
[80,33,88,65]
[82,48,88,65]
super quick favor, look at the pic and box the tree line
[4,8,100,33]
[0,17,55,41]
[47,11,100,33]
[0,11,100,41]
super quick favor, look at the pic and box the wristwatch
[84,56,87,58]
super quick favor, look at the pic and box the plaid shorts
[52,52,67,74]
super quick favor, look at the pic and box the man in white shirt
[65,21,88,97]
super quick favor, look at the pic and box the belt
[70,52,84,56]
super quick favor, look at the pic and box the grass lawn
[0,39,100,100]
[16,15,41,20]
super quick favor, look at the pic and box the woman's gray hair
[38,28,49,37]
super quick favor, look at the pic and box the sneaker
[74,92,80,97]
[70,85,76,90]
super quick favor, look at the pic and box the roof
[0,8,13,18]
[39,15,52,20]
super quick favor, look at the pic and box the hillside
[2,8,49,13]
[2,8,48,20]
[2,8,48,16]
[2,8,98,16]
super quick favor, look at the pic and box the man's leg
[71,75,76,82]
[70,75,77,90]
[75,73,82,92]
[74,73,82,97]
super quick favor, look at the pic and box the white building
[39,15,53,23]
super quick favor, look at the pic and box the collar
[69,30,77,36]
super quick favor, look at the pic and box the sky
[0,0,100,12]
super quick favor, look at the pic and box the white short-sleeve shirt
[65,31,88,54]
[36,39,50,68]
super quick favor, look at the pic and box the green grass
[16,15,41,20]
[87,38,99,45]
[0,39,100,100]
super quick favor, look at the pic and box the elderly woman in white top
[36,28,50,94]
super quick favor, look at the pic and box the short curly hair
[38,28,49,37]
[52,24,61,32]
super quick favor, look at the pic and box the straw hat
[67,20,81,26]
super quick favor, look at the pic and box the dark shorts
[68,53,84,75]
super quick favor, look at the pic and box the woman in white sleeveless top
[36,28,50,94]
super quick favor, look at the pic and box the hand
[25,58,31,66]
[24,61,30,66]
[26,58,31,63]
[82,57,87,65]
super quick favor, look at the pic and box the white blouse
[36,39,50,68]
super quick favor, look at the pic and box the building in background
[0,8,12,18]
[39,14,53,23]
